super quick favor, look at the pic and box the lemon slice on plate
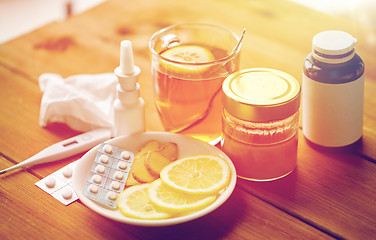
[160,45,215,74]
[148,179,217,213]
[160,154,231,195]
[117,183,171,220]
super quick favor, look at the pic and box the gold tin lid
[222,68,301,122]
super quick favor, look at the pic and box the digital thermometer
[0,128,111,175]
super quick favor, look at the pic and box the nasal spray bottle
[113,40,145,137]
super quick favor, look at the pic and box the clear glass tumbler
[149,23,241,143]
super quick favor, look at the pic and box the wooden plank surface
[1,0,375,159]
[0,157,332,240]
[1,0,376,239]
[238,134,376,240]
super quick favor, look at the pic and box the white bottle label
[302,74,364,147]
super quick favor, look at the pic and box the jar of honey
[221,68,301,181]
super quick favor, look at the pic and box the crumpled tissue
[39,73,117,132]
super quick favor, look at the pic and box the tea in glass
[150,23,241,143]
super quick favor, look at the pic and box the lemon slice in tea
[160,45,215,74]
[148,179,217,213]
[117,183,171,220]
[160,154,231,195]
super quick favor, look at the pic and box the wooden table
[1,0,376,239]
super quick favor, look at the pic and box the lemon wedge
[148,179,217,213]
[160,154,231,195]
[117,184,171,220]
[160,45,215,74]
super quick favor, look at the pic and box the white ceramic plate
[72,132,236,227]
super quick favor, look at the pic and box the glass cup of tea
[149,23,241,144]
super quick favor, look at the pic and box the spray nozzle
[115,40,141,91]
[119,40,135,75]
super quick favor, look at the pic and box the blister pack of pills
[35,161,78,205]
[83,143,134,209]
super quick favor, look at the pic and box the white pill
[62,167,73,178]
[118,161,127,170]
[95,165,105,174]
[99,155,109,164]
[111,181,121,190]
[114,171,123,180]
[62,188,73,200]
[104,144,112,154]
[45,177,56,188]
[107,191,117,200]
[121,151,130,160]
[89,184,98,193]
[92,174,102,184]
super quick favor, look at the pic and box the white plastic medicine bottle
[302,30,365,147]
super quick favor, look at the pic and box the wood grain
[0,157,332,240]
[238,134,376,240]
[0,0,375,159]
[1,0,376,239]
